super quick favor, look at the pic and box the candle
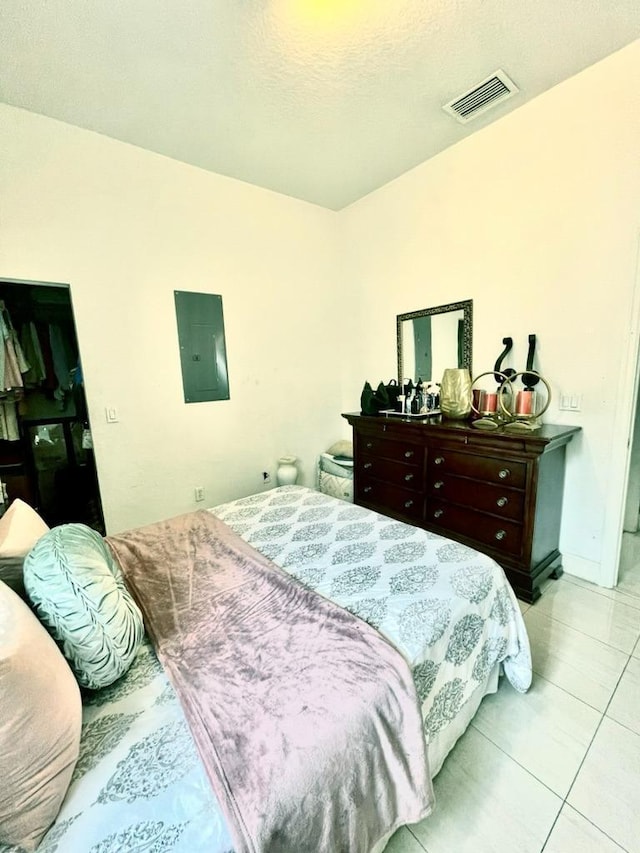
[472,389,483,419]
[482,392,498,414]
[516,390,535,415]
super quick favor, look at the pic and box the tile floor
[386,534,640,853]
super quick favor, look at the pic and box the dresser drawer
[346,412,581,604]
[428,475,525,521]
[427,499,523,557]
[357,480,423,523]
[360,455,423,490]
[429,449,526,489]
[358,434,421,464]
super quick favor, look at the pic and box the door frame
[602,234,640,587]
[0,276,105,530]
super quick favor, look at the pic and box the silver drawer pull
[434,456,445,465]
[498,468,511,480]
[363,486,372,494]
[404,500,414,509]
[364,462,372,469]
[434,480,444,489]
[495,529,507,541]
[434,509,444,519]
[496,496,508,507]
[365,441,373,449]
[404,473,414,482]
[404,450,414,459]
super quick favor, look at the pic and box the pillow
[0,498,49,558]
[326,439,353,460]
[24,524,144,690]
[0,581,82,850]
[0,499,49,598]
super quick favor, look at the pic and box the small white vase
[276,455,298,486]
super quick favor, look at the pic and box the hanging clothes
[35,320,57,392]
[3,334,24,390]
[49,323,78,409]
[0,401,19,441]
[0,302,30,392]
[20,321,46,386]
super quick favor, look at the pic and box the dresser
[343,413,580,603]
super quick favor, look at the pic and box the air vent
[443,70,519,124]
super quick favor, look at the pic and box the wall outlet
[262,471,272,484]
[194,486,205,502]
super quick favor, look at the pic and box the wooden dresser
[343,413,580,603]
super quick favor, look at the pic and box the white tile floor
[387,537,640,853]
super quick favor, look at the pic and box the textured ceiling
[1,1,639,209]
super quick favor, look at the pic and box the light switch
[105,406,119,423]
[559,394,582,412]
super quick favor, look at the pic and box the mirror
[397,300,473,385]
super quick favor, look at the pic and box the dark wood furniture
[0,437,37,514]
[343,413,580,603]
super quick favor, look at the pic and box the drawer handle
[364,462,372,469]
[434,456,445,465]
[365,441,373,449]
[434,509,444,519]
[434,480,444,489]
[498,468,511,480]
[363,486,372,494]
[495,529,507,541]
[404,473,414,482]
[404,450,414,459]
[496,496,508,507]
[404,500,414,509]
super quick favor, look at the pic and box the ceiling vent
[443,70,519,124]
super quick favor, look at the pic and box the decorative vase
[440,368,472,420]
[276,455,298,486]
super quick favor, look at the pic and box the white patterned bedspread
[7,486,530,853]
[2,639,234,853]
[212,486,532,735]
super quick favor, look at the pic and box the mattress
[318,453,354,502]
[5,486,530,853]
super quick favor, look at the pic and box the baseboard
[561,553,606,587]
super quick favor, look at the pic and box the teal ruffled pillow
[24,524,144,690]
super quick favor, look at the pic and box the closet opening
[0,279,105,534]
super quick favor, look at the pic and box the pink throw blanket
[107,510,433,853]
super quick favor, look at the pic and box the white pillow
[0,499,49,559]
[325,439,353,459]
[0,500,49,598]
[0,581,82,850]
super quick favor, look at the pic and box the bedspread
[107,510,434,853]
[211,486,532,745]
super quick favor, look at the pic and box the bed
[0,485,531,853]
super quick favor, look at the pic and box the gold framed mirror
[396,299,473,385]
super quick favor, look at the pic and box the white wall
[2,41,639,588]
[340,41,640,586]
[0,106,345,532]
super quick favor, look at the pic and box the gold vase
[440,368,472,420]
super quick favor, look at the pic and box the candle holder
[498,371,551,432]
[470,371,512,430]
